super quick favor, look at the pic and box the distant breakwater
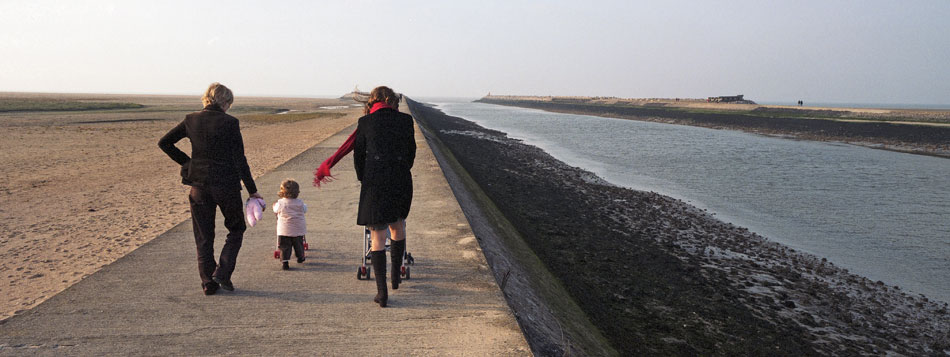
[476,97,950,159]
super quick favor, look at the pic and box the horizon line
[2,90,950,109]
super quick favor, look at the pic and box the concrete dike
[408,99,617,356]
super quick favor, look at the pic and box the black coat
[354,108,416,225]
[158,105,257,194]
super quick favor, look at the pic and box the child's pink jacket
[273,198,307,237]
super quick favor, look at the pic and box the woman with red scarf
[314,86,415,307]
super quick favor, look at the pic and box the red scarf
[370,102,392,113]
[312,102,394,187]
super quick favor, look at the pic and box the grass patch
[240,111,346,124]
[0,98,144,112]
[226,106,289,114]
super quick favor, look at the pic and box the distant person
[273,179,308,270]
[313,86,415,307]
[159,82,262,295]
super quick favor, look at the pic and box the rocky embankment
[477,97,950,159]
[408,99,950,355]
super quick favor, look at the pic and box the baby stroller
[357,227,414,280]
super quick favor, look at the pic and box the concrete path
[0,121,530,355]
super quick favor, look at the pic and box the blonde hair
[364,86,400,114]
[201,82,234,108]
[278,179,300,199]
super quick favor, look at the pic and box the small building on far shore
[340,85,370,102]
[707,95,756,104]
[707,95,745,103]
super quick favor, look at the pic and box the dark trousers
[189,186,245,286]
[278,235,305,262]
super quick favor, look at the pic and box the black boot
[390,239,405,290]
[370,250,388,307]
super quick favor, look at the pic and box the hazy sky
[2,1,949,104]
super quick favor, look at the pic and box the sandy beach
[0,99,531,355]
[0,93,362,321]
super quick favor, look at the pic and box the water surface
[428,99,950,303]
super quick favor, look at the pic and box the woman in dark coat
[354,86,415,307]
[158,82,262,296]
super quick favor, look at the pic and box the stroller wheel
[400,266,406,277]
[405,266,411,280]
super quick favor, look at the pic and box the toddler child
[274,179,307,270]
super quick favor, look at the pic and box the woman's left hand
[250,192,263,200]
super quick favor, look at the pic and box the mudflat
[409,99,950,355]
[0,93,362,321]
[478,96,950,158]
